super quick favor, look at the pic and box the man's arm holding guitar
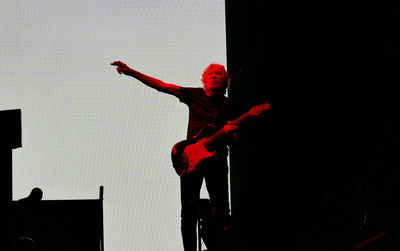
[111,61,181,97]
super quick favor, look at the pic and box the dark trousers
[180,156,230,251]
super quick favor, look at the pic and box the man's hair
[201,63,230,89]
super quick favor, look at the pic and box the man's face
[203,67,227,97]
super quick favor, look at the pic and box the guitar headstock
[247,102,270,117]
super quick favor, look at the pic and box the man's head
[201,63,230,97]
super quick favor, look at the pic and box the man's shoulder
[178,87,204,104]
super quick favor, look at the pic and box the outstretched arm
[111,61,181,97]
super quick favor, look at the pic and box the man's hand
[223,121,237,134]
[111,61,132,75]
[223,121,239,142]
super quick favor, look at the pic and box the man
[111,61,237,250]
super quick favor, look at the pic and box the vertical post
[99,186,104,200]
[0,149,12,202]
[99,186,104,251]
[198,217,202,251]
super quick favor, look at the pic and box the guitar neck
[232,111,251,125]
[203,112,251,148]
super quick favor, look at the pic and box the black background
[227,1,400,250]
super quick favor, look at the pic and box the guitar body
[171,126,216,176]
[171,102,270,177]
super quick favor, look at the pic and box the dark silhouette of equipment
[0,109,22,202]
[0,109,104,251]
[0,186,105,251]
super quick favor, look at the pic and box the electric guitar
[171,102,270,177]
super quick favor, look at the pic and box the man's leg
[180,173,203,251]
[205,161,230,222]
[204,160,232,250]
